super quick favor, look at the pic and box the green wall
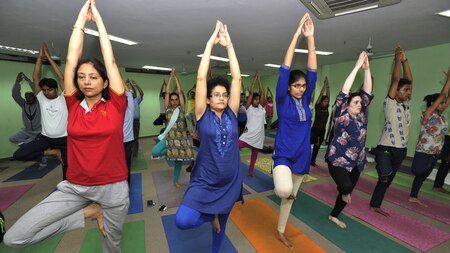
[260,42,450,157]
[1,43,449,159]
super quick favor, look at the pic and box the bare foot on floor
[370,207,390,216]
[84,202,106,237]
[248,171,255,177]
[328,216,347,229]
[408,197,428,207]
[174,183,182,189]
[276,231,293,249]
[45,148,64,165]
[342,194,351,204]
[213,214,221,234]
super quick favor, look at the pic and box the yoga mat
[302,174,318,183]
[80,220,146,253]
[242,187,251,195]
[309,162,329,177]
[161,214,237,253]
[230,198,326,253]
[128,173,143,215]
[240,148,251,156]
[356,177,450,225]
[303,183,450,251]
[0,184,34,212]
[131,152,147,171]
[268,193,414,253]
[0,234,63,253]
[4,159,60,182]
[152,169,189,208]
[366,170,450,201]
[245,157,272,174]
[241,162,274,192]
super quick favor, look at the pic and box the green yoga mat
[0,234,63,253]
[366,170,450,201]
[80,220,146,253]
[268,193,413,253]
[131,153,148,171]
[240,148,251,156]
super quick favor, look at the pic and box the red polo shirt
[65,88,127,186]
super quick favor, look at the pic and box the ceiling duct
[301,0,401,19]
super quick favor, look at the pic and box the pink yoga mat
[356,177,450,225]
[0,184,34,212]
[303,183,450,251]
[309,162,329,177]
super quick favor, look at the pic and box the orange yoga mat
[230,198,326,253]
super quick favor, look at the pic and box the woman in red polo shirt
[3,1,129,252]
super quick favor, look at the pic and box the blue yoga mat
[128,173,143,214]
[241,162,274,192]
[4,159,60,182]
[161,214,237,253]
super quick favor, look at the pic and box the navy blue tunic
[273,65,317,174]
[181,106,242,214]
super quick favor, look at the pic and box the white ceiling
[0,0,449,75]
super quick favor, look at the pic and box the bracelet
[72,26,85,33]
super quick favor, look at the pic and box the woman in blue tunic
[272,13,317,249]
[175,20,243,253]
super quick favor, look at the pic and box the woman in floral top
[325,52,373,229]
[409,68,450,206]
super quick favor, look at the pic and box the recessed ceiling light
[142,65,172,71]
[436,9,450,18]
[264,64,281,68]
[85,28,138,46]
[295,48,334,55]
[196,54,229,62]
[227,73,250,77]
[334,4,378,16]
[0,44,38,55]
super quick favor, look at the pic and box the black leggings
[328,163,360,218]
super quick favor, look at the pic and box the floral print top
[416,113,448,155]
[325,91,374,172]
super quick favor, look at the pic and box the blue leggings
[175,205,229,253]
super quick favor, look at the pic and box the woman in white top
[239,71,266,177]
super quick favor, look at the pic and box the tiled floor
[0,136,449,253]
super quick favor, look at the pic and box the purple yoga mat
[303,183,450,251]
[152,170,251,209]
[309,162,329,177]
[356,177,450,225]
[0,184,34,212]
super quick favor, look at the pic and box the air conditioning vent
[301,0,401,19]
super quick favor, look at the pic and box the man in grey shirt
[9,72,41,146]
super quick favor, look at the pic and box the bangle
[72,26,85,33]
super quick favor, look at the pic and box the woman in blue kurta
[272,13,317,249]
[325,52,373,229]
[175,21,243,253]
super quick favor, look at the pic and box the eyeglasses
[290,83,307,89]
[210,92,229,99]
